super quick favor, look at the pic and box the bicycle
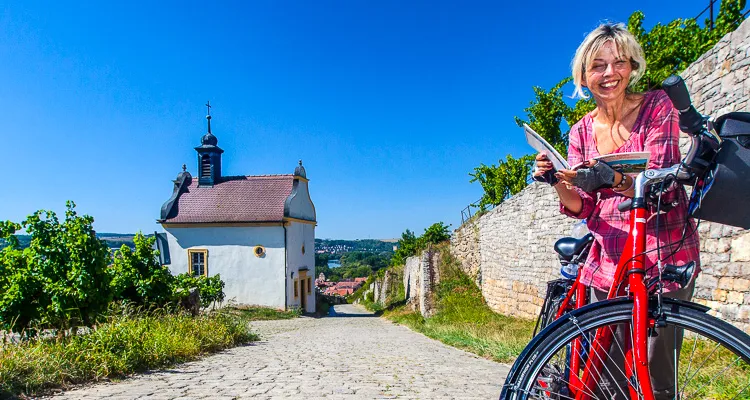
[500,75,750,400]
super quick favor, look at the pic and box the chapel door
[299,271,307,312]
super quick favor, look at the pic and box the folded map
[523,124,569,171]
[523,123,650,174]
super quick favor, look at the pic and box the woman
[534,23,700,399]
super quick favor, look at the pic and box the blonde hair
[571,23,646,99]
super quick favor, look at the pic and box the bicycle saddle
[554,233,594,262]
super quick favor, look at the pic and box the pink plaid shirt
[561,90,701,292]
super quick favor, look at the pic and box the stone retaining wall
[449,218,481,286]
[403,249,441,317]
[451,18,750,333]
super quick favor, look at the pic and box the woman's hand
[533,153,559,186]
[554,168,578,189]
[556,160,629,194]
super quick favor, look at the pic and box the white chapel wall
[285,180,316,221]
[165,225,287,309]
[285,221,316,312]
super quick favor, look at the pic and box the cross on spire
[205,101,212,134]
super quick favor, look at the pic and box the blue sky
[1,0,725,239]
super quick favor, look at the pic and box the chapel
[156,106,316,312]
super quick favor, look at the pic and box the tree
[391,229,419,267]
[389,222,453,267]
[470,154,536,209]
[110,233,174,308]
[422,222,451,245]
[629,0,746,92]
[314,253,330,267]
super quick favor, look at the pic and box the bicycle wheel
[505,299,750,400]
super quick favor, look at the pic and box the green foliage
[110,233,174,308]
[0,307,256,398]
[0,202,112,334]
[514,78,591,158]
[469,154,536,209]
[391,222,452,267]
[422,221,451,245]
[391,229,419,267]
[172,273,226,308]
[629,0,746,92]
[470,3,745,210]
[314,252,330,267]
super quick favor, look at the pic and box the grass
[383,245,535,363]
[677,335,750,399]
[0,308,260,399]
[228,305,302,320]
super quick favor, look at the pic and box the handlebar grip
[662,75,705,135]
[662,75,692,111]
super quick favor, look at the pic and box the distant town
[316,274,367,296]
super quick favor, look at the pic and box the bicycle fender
[499,297,709,399]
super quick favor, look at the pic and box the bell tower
[195,101,224,187]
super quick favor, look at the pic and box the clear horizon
[1,0,723,238]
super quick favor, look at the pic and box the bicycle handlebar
[662,75,706,135]
[662,76,691,111]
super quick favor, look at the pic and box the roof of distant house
[334,281,363,290]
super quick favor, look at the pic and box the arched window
[201,154,211,177]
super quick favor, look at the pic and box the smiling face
[583,40,633,103]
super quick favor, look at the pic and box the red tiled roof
[164,175,295,223]
[334,282,363,290]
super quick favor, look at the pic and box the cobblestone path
[50,304,509,399]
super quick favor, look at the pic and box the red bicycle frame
[553,203,657,400]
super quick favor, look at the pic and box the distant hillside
[3,235,397,253]
[315,239,395,257]
[0,233,153,250]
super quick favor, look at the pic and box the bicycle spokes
[524,320,750,400]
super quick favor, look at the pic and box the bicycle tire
[502,299,750,400]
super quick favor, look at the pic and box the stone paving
[48,304,509,399]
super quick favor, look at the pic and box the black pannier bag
[533,278,573,337]
[690,112,750,229]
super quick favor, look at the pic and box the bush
[0,202,112,334]
[0,203,231,336]
[172,273,226,308]
[110,233,174,308]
